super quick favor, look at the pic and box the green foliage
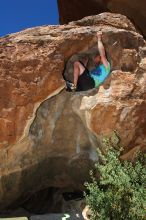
[85,137,146,220]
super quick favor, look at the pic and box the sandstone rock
[57,0,146,38]
[107,0,146,38]
[0,13,145,209]
[57,0,108,24]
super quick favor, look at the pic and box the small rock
[0,218,28,220]
[30,213,83,220]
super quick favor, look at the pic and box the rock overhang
[0,12,146,209]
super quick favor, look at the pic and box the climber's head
[82,56,89,65]
[94,54,101,65]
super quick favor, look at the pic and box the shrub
[85,137,146,220]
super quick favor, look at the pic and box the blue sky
[0,0,59,37]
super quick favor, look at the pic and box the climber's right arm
[97,32,108,68]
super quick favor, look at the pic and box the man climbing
[69,32,111,91]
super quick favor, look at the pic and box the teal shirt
[90,62,111,88]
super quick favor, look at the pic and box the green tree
[85,137,146,220]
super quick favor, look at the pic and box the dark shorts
[76,69,95,91]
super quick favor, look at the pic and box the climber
[68,32,110,91]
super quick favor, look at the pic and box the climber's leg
[73,61,85,87]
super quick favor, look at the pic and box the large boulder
[0,13,145,209]
[57,0,146,38]
[57,0,108,24]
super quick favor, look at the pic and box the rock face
[57,0,146,38]
[57,0,108,24]
[0,13,146,209]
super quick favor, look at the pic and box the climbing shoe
[66,81,76,92]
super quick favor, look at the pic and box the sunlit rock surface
[0,13,145,209]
